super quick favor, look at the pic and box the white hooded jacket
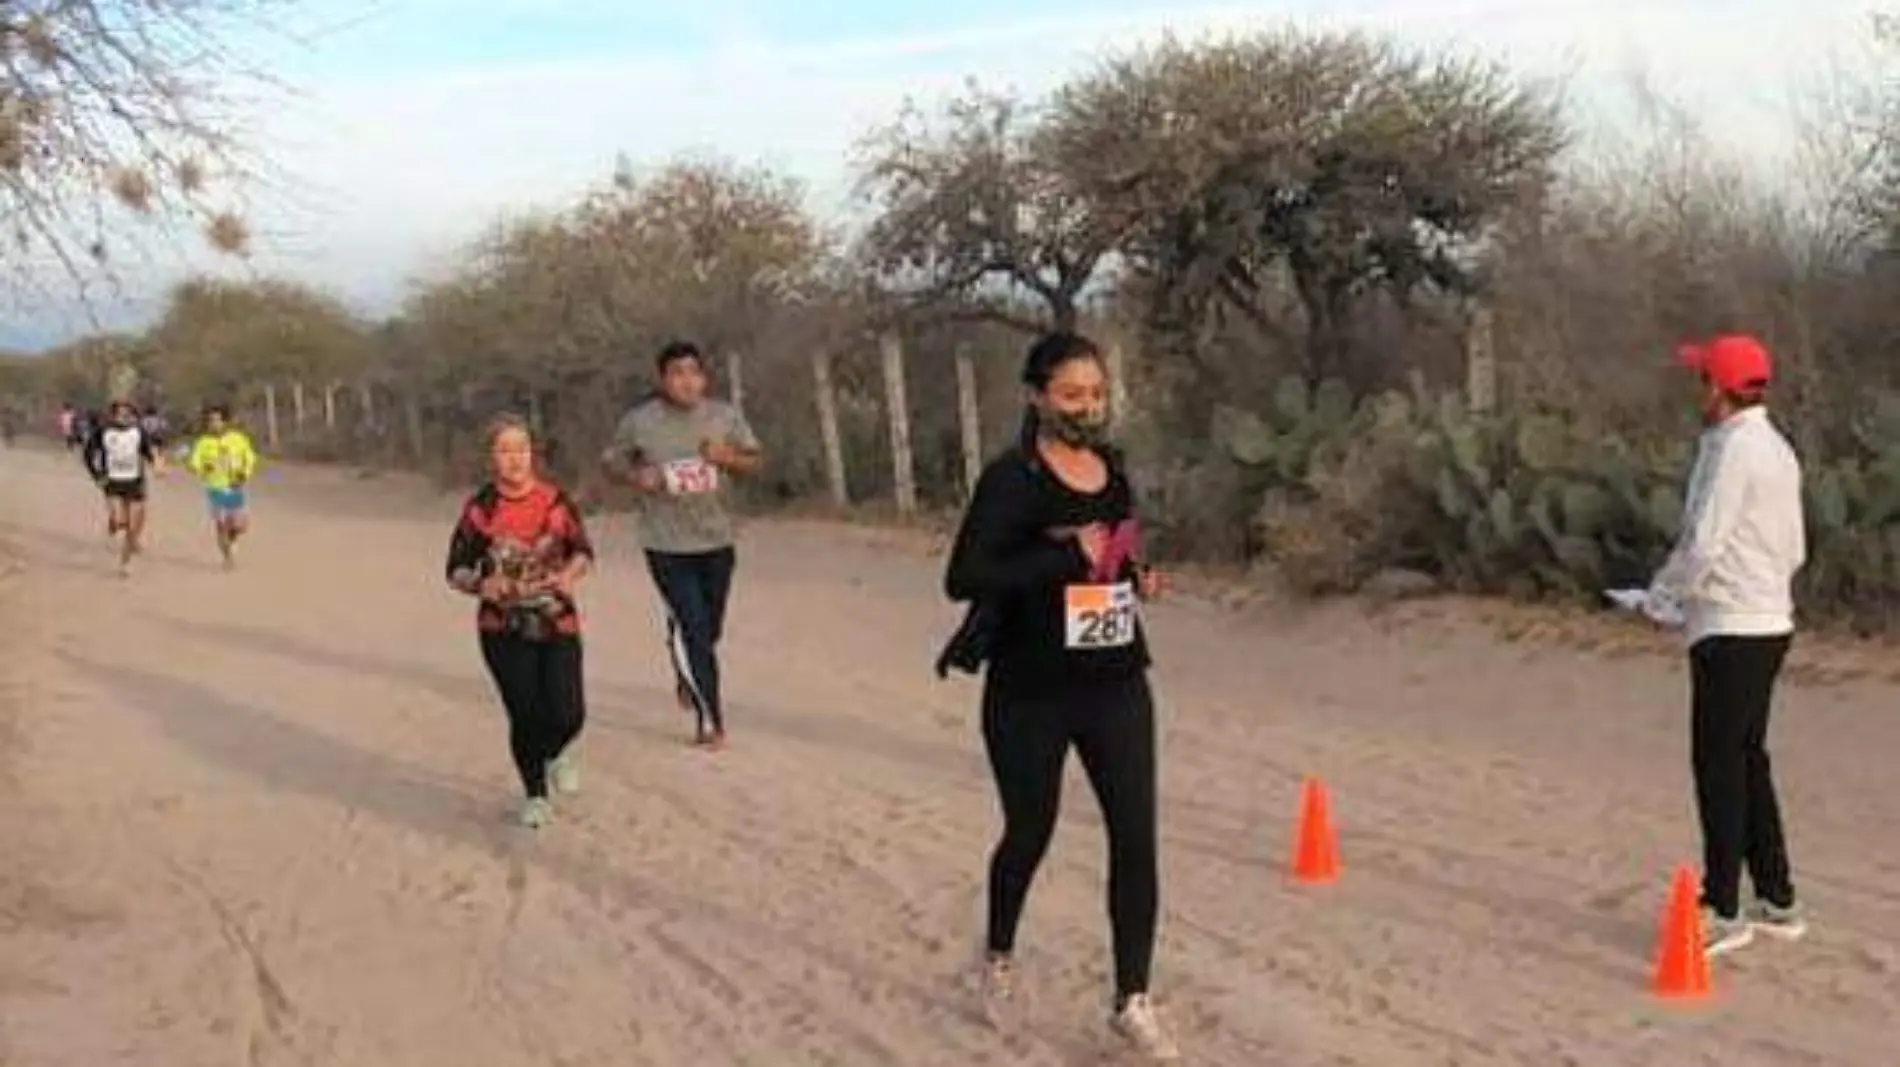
[1647,406,1806,646]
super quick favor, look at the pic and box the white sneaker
[977,954,1016,1029]
[1110,993,1180,1061]
[549,751,580,796]
[1747,898,1808,941]
[518,797,553,829]
[1701,906,1755,957]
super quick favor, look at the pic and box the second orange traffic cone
[1651,863,1712,1001]
[1290,776,1340,884]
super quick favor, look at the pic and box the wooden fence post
[954,344,983,499]
[1464,298,1497,414]
[811,351,848,509]
[263,384,280,448]
[1106,341,1130,429]
[728,351,747,414]
[404,392,424,464]
[880,332,917,516]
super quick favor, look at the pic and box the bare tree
[853,81,1126,333]
[0,0,272,301]
[1047,31,1566,388]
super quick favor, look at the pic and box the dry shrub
[1253,430,1423,595]
[205,211,248,254]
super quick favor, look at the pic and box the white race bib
[662,458,720,496]
[1064,582,1138,651]
[103,430,142,480]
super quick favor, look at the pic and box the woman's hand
[1074,523,1110,571]
[543,564,585,599]
[478,573,516,602]
[1136,565,1167,601]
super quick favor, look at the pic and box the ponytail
[1016,405,1039,455]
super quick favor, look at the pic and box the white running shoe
[518,797,553,829]
[549,751,580,796]
[1111,993,1181,1061]
[977,954,1016,1029]
[1747,898,1808,941]
[1701,906,1755,957]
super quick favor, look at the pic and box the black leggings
[646,548,736,736]
[480,632,587,798]
[983,673,1159,1000]
[1690,633,1796,916]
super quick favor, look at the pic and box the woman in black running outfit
[942,331,1177,1061]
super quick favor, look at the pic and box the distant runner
[939,330,1178,1061]
[602,340,763,749]
[82,399,162,577]
[445,414,595,829]
[185,403,259,570]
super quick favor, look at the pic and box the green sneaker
[1748,899,1808,941]
[549,751,580,796]
[518,797,553,829]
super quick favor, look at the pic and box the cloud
[8,0,1872,348]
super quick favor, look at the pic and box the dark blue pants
[645,547,737,737]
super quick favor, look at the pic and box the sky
[0,0,1875,350]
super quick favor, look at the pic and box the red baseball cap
[1677,334,1773,393]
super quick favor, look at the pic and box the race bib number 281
[1064,582,1138,650]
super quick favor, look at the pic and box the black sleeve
[943,459,1085,602]
[81,427,105,480]
[444,498,491,593]
[138,429,157,462]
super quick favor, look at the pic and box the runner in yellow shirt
[186,403,259,570]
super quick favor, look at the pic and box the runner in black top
[82,399,162,576]
[941,330,1178,1061]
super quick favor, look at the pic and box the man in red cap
[1647,332,1808,957]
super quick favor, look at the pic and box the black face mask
[1043,408,1111,449]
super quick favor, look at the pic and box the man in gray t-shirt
[602,340,763,748]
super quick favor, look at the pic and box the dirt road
[2,444,1896,1066]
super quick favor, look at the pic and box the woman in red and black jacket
[445,414,595,829]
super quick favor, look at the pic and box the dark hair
[1016,330,1107,453]
[656,339,703,374]
[203,402,230,419]
[1703,373,1769,410]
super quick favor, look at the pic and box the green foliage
[1218,372,1900,621]
[1218,374,1698,599]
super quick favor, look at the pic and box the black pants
[479,632,586,798]
[983,673,1159,1000]
[1690,633,1796,917]
[646,547,737,736]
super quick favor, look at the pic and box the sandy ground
[1,443,1898,1067]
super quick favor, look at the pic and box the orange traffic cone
[1290,776,1340,884]
[1651,864,1712,1001]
